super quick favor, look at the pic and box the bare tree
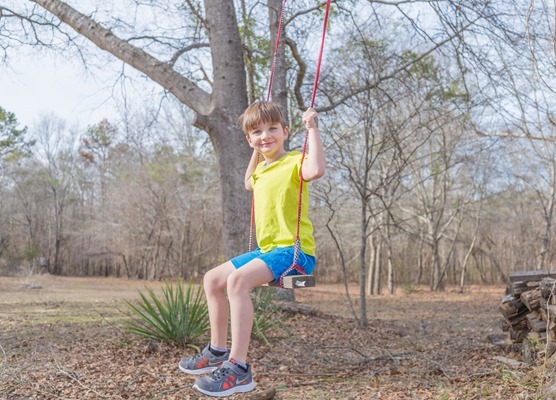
[0,108,32,270]
[317,20,452,322]
[33,115,80,275]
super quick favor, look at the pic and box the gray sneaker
[178,345,230,375]
[193,359,255,397]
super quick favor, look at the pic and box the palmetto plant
[125,279,209,347]
[251,287,285,345]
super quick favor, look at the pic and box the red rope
[310,0,332,108]
[251,0,333,289]
[248,194,256,252]
[249,0,288,252]
[287,0,332,266]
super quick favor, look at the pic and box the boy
[179,101,326,397]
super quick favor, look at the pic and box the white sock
[234,359,248,370]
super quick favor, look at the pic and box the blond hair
[238,101,286,134]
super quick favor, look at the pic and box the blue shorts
[230,246,316,283]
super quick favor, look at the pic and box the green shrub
[251,287,285,345]
[125,279,209,347]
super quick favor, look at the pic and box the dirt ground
[0,275,544,399]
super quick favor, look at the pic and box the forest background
[0,0,554,318]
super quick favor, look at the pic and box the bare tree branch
[319,18,480,112]
[30,0,211,114]
[475,129,556,143]
[285,36,307,110]
[168,42,210,67]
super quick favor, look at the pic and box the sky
[0,53,123,130]
[0,0,361,134]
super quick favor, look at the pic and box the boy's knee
[203,269,223,293]
[226,271,249,296]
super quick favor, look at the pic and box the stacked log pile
[499,270,556,362]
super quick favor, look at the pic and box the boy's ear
[245,134,254,147]
[283,126,289,138]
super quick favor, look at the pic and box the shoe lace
[188,350,207,365]
[210,365,231,381]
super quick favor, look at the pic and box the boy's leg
[179,261,235,375]
[203,261,236,348]
[226,259,274,363]
[192,259,272,396]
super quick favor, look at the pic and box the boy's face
[246,121,288,159]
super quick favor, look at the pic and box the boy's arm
[301,107,326,182]
[245,149,260,191]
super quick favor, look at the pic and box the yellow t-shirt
[250,151,315,256]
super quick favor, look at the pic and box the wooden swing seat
[266,274,316,289]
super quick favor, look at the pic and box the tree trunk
[537,167,556,270]
[417,232,424,284]
[431,237,442,291]
[436,229,459,290]
[359,201,368,327]
[367,234,376,296]
[52,187,65,275]
[194,0,251,257]
[386,242,394,295]
[373,238,381,295]
[268,0,288,116]
[460,202,482,293]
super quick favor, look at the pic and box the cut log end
[500,273,556,364]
